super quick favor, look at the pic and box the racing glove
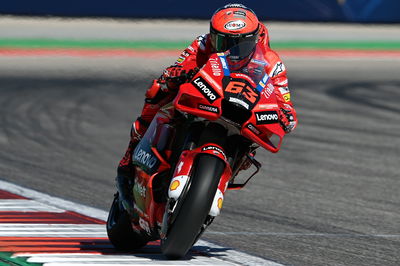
[278,108,297,133]
[161,65,199,89]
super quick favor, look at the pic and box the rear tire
[161,154,225,259]
[106,194,148,251]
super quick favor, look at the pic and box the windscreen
[225,43,268,85]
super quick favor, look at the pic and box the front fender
[168,144,232,204]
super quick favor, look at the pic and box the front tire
[161,154,225,258]
[106,194,148,250]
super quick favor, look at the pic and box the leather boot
[115,174,134,216]
[116,117,149,216]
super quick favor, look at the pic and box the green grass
[0,252,42,266]
[0,39,189,50]
[1,39,400,50]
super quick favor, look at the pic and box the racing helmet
[210,3,260,64]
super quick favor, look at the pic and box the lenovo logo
[192,76,220,103]
[134,148,157,169]
[255,111,279,125]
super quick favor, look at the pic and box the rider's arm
[173,34,211,70]
[158,34,210,90]
[265,49,298,132]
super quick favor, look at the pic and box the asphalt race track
[0,54,399,265]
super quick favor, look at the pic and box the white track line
[0,223,107,237]
[205,231,400,238]
[0,181,108,220]
[0,179,281,266]
[41,262,235,265]
[22,254,236,265]
[27,255,151,263]
[0,199,64,212]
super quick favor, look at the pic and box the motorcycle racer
[116,3,298,213]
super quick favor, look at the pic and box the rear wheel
[161,154,225,259]
[106,194,148,250]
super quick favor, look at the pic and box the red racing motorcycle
[107,43,287,258]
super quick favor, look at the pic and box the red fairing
[172,144,232,195]
[171,27,296,128]
[173,59,225,121]
[241,83,286,153]
[174,49,286,153]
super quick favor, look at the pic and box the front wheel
[106,194,148,251]
[161,154,225,259]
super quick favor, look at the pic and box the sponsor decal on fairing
[258,103,279,109]
[218,54,231,76]
[202,145,227,160]
[133,148,158,169]
[168,175,189,200]
[191,76,221,103]
[229,97,249,109]
[209,57,222,76]
[198,104,219,113]
[246,123,261,135]
[209,189,224,217]
[255,111,279,125]
[169,180,180,191]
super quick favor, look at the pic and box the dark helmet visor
[210,26,258,59]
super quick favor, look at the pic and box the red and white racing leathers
[118,23,297,175]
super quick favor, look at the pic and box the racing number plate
[223,77,260,110]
